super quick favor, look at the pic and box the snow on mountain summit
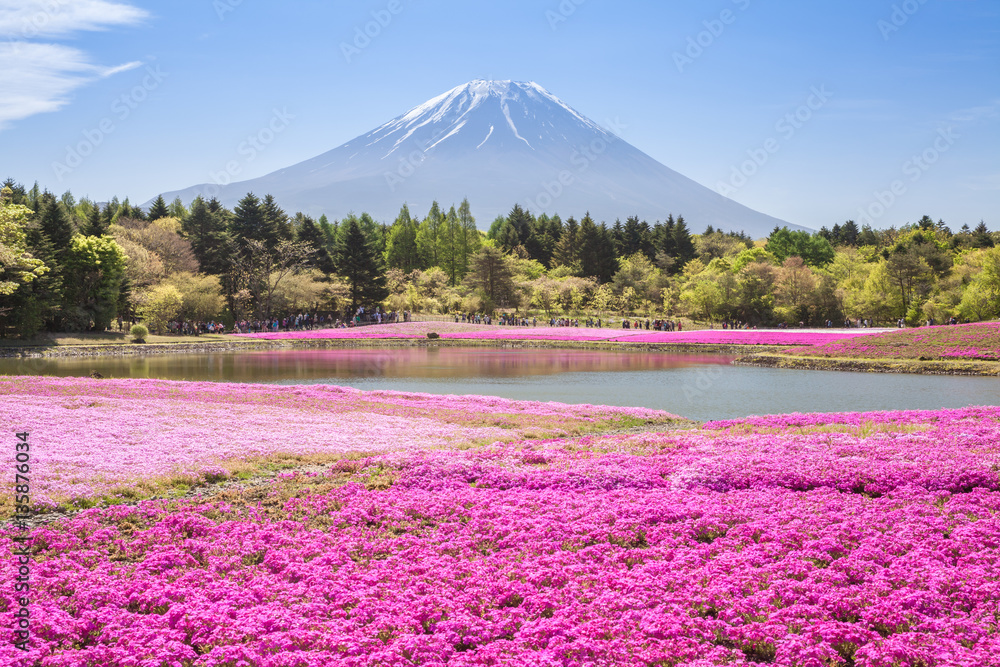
[154,79,799,235]
[364,79,616,159]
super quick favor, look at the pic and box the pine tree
[622,215,652,259]
[385,204,420,272]
[336,217,388,313]
[262,194,292,244]
[577,213,602,279]
[440,205,461,285]
[416,202,443,268]
[465,245,517,311]
[118,198,145,221]
[230,193,268,249]
[457,198,480,282]
[507,204,533,247]
[672,215,697,269]
[27,182,41,211]
[496,219,520,254]
[595,222,620,282]
[101,202,116,229]
[658,215,677,262]
[972,221,994,248]
[168,197,188,220]
[38,193,75,260]
[82,205,107,236]
[819,224,842,244]
[147,195,169,221]
[841,220,860,246]
[30,194,75,330]
[551,216,579,270]
[526,213,555,267]
[297,215,336,274]
[317,214,337,250]
[184,196,232,275]
[1,178,27,204]
[611,219,624,256]
[547,214,563,243]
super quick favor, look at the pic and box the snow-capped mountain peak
[365,79,615,159]
[154,79,798,236]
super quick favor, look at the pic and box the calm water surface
[3,347,997,421]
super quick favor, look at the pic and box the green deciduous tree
[0,190,50,337]
[164,272,225,323]
[0,191,48,297]
[736,261,777,324]
[959,247,1000,321]
[464,245,518,312]
[139,284,183,333]
[765,227,835,267]
[62,235,127,331]
[229,239,316,319]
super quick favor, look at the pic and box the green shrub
[130,324,149,343]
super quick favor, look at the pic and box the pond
[3,346,998,421]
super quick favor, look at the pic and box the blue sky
[1,0,997,231]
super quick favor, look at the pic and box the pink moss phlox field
[3,407,1000,665]
[786,322,1000,361]
[0,375,675,509]
[236,321,882,346]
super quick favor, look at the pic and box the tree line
[0,176,996,338]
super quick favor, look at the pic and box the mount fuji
[155,80,799,236]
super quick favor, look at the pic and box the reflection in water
[0,348,735,382]
[3,347,998,421]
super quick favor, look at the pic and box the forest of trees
[0,176,997,338]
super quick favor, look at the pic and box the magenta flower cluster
[236,321,881,346]
[0,376,672,509]
[787,322,1000,361]
[2,405,999,665]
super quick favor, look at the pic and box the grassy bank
[736,352,1000,376]
[733,321,1000,376]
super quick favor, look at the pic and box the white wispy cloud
[0,0,148,129]
[949,99,1000,124]
[0,0,147,39]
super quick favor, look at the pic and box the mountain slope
[155,80,800,235]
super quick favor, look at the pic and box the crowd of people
[120,308,416,336]
[621,319,683,331]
